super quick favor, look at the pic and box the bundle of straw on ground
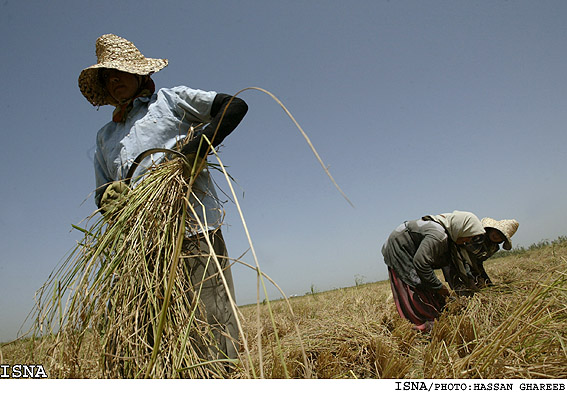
[28,155,243,378]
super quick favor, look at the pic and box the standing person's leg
[183,229,239,360]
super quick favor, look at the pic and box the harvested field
[2,237,566,379]
[234,238,567,378]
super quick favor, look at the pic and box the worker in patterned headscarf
[381,211,485,331]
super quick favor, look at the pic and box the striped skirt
[388,267,447,332]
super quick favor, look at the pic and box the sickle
[124,148,187,185]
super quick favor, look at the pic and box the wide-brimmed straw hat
[481,217,519,250]
[78,34,168,106]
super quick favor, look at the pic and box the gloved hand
[180,93,248,158]
[180,135,207,157]
[100,180,130,221]
[181,151,209,179]
[179,93,247,178]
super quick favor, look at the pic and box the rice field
[1,91,565,379]
[2,236,566,379]
[234,237,567,379]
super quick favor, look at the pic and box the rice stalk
[228,87,354,208]
[453,267,567,378]
[205,139,311,378]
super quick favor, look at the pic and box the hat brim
[482,217,518,251]
[79,58,168,106]
[485,226,513,250]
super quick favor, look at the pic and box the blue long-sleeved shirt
[94,86,224,231]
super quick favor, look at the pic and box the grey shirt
[382,219,451,289]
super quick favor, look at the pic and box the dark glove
[180,93,248,158]
[182,152,205,179]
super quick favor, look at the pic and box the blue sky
[1,0,566,342]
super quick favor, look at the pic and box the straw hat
[78,34,168,106]
[481,217,519,250]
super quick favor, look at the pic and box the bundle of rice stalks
[31,154,243,378]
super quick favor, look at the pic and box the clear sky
[1,0,566,342]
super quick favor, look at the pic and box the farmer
[381,211,485,331]
[446,217,519,291]
[78,34,248,361]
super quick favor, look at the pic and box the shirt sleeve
[413,234,446,289]
[170,86,217,123]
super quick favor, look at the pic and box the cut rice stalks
[26,88,346,378]
[32,158,235,378]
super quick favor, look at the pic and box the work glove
[100,180,130,222]
[180,132,214,175]
[179,94,248,158]
[182,151,213,180]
